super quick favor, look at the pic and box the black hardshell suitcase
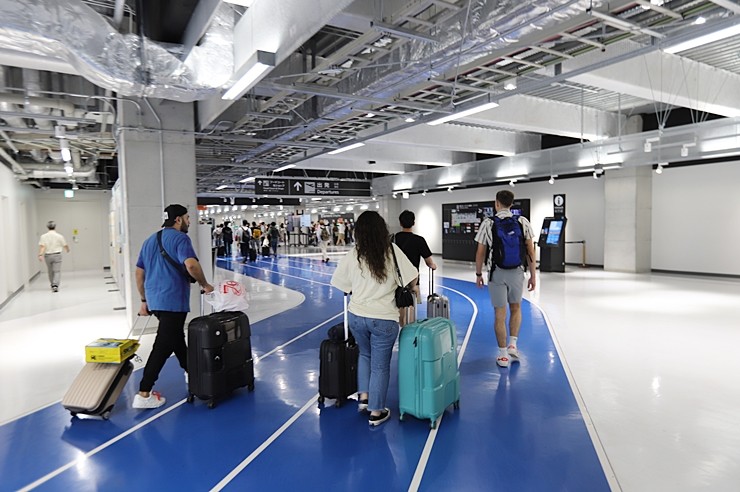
[186,310,255,409]
[318,293,358,407]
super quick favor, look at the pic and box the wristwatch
[475,273,482,277]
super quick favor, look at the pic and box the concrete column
[118,99,202,321]
[603,166,652,273]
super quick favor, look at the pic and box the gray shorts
[488,267,525,308]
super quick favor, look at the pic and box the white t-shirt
[331,244,418,321]
[474,210,534,272]
[39,230,67,254]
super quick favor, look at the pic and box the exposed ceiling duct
[0,0,234,102]
[233,0,596,165]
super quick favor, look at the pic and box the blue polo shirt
[136,228,198,312]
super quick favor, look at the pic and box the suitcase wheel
[207,400,216,409]
[453,400,460,409]
[399,413,404,422]
[102,410,112,420]
[334,398,343,408]
[247,383,255,392]
[430,420,437,429]
[318,395,325,404]
[186,393,194,404]
[70,411,77,418]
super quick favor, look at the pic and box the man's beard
[180,223,189,234]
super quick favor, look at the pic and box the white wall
[405,176,606,266]
[652,161,740,275]
[0,165,38,305]
[34,189,110,272]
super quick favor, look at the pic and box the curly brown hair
[354,211,390,283]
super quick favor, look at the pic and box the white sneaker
[507,345,519,359]
[496,356,510,368]
[132,391,166,409]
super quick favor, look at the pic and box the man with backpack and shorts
[474,190,536,368]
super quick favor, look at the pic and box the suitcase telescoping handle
[127,314,151,342]
[429,266,434,296]
[343,292,349,343]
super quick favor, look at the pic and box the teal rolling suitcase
[398,317,460,428]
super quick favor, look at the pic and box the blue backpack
[489,216,526,275]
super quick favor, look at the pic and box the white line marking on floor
[256,313,341,362]
[527,299,622,492]
[407,285,478,492]
[17,400,187,492]
[209,395,319,491]
[17,310,341,490]
[236,262,334,287]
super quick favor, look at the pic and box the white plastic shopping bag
[205,280,249,312]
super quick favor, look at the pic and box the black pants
[139,311,188,393]
[240,241,249,259]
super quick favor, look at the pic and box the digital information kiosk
[538,217,567,272]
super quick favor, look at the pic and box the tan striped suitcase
[61,360,133,419]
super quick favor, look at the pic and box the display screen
[546,220,563,245]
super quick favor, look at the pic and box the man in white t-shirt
[38,221,70,292]
[474,190,536,368]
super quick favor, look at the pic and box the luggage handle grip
[429,266,434,295]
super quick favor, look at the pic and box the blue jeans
[348,312,399,412]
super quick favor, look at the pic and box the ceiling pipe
[113,0,126,29]
[22,69,53,129]
[0,129,19,153]
[0,67,26,128]
[0,93,75,117]
[0,146,28,177]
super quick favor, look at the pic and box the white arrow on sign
[293,181,302,191]
[257,180,262,185]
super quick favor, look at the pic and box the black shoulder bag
[156,230,197,283]
[390,242,415,308]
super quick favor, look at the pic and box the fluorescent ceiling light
[222,50,276,100]
[664,23,740,54]
[61,147,72,162]
[239,176,256,183]
[404,117,416,123]
[427,101,499,126]
[436,180,461,187]
[273,164,296,173]
[328,142,365,155]
[64,189,74,198]
[215,185,228,190]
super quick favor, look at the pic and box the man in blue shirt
[134,204,214,409]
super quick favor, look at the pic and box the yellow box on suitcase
[85,338,139,363]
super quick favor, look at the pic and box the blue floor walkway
[0,255,609,491]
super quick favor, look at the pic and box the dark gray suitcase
[426,268,450,319]
[318,293,358,407]
[186,310,255,409]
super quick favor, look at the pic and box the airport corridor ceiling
[1,0,740,201]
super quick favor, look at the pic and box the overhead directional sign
[255,178,371,197]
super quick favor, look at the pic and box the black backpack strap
[156,230,195,283]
